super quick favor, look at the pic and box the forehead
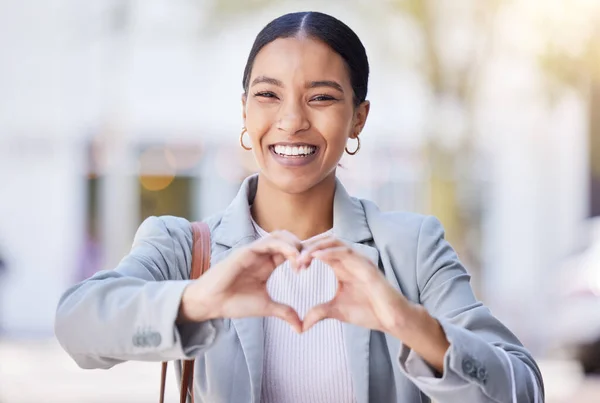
[250,37,350,86]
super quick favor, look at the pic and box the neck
[251,173,336,241]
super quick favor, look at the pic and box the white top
[251,220,356,403]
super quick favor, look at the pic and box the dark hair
[242,11,369,107]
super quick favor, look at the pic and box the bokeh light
[138,146,176,191]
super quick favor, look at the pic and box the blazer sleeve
[396,215,544,403]
[54,216,222,369]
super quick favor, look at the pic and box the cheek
[245,102,276,145]
[316,110,353,150]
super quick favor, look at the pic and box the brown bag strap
[190,222,212,280]
[160,362,168,403]
[160,221,211,403]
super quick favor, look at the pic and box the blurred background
[1,0,599,401]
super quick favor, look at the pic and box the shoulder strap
[189,221,212,280]
[160,221,211,403]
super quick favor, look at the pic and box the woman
[55,11,544,403]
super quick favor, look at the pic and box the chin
[260,169,332,195]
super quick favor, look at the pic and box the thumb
[267,302,303,334]
[302,301,336,332]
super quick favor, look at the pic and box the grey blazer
[55,174,544,403]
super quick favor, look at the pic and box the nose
[277,98,310,134]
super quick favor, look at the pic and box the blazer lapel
[231,316,264,403]
[333,179,379,403]
[212,175,265,403]
[341,243,379,403]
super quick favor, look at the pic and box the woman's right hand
[177,231,304,333]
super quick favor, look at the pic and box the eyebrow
[306,80,344,93]
[251,76,344,93]
[251,76,283,87]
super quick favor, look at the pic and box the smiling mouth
[269,144,318,157]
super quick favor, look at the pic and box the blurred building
[0,0,594,357]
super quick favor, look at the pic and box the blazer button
[133,332,152,347]
[477,367,488,384]
[148,332,162,347]
[462,358,475,376]
[141,334,149,347]
[132,334,142,347]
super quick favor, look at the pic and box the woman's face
[242,37,369,194]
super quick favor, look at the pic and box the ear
[352,100,370,138]
[241,93,248,126]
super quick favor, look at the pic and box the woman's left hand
[298,235,450,372]
[297,236,414,333]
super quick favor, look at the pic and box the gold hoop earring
[345,136,360,155]
[240,127,252,151]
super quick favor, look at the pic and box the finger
[270,253,288,268]
[269,252,304,272]
[243,246,297,273]
[267,302,303,334]
[251,238,300,267]
[310,247,355,277]
[301,232,335,247]
[269,230,303,251]
[301,235,340,250]
[298,238,344,268]
[313,248,377,282]
[310,254,344,273]
[302,301,337,332]
[311,246,354,262]
[267,231,304,270]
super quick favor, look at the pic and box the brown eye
[311,95,337,102]
[254,91,278,99]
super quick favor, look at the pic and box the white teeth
[273,145,316,156]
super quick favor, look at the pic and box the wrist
[177,280,215,323]
[390,304,450,371]
[389,304,446,346]
[385,302,420,337]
